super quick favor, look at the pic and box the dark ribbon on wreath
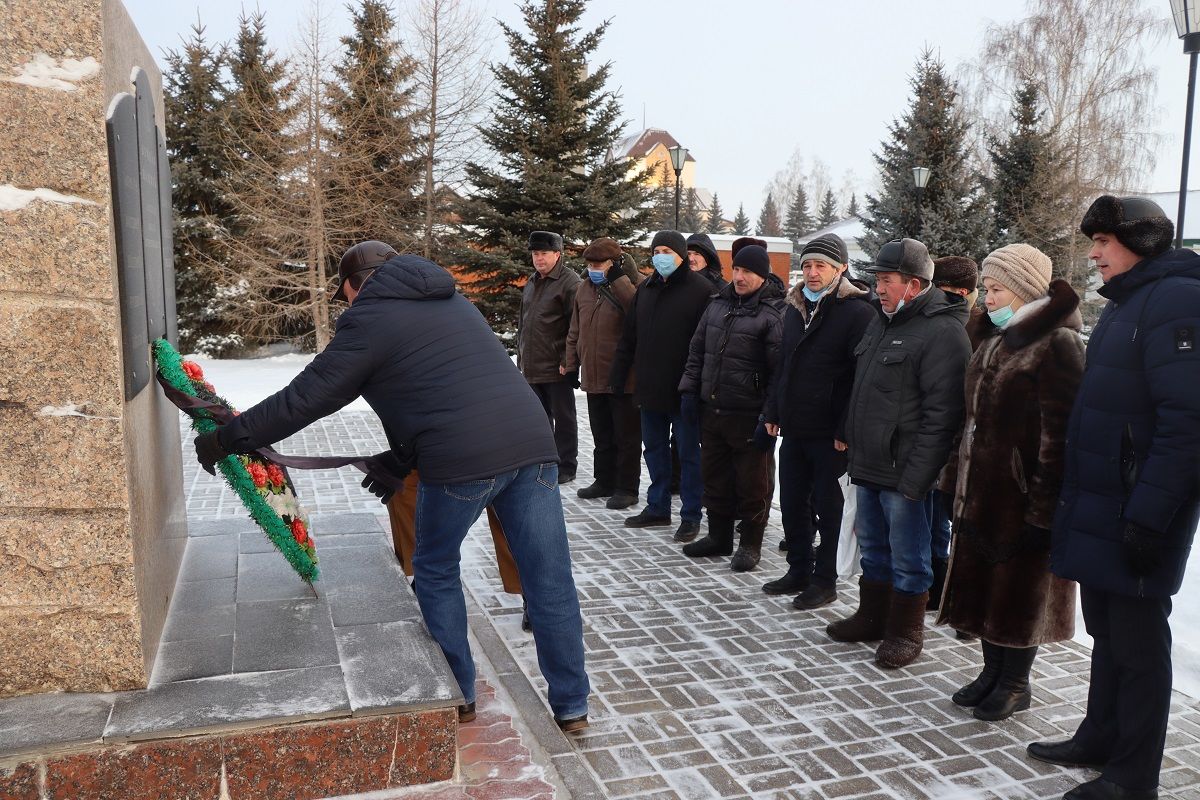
[156,374,411,490]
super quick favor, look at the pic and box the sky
[120,0,1194,221]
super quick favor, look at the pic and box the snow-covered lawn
[187,351,1200,700]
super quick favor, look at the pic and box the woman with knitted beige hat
[937,243,1086,722]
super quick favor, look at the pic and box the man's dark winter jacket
[1052,248,1200,598]
[564,267,641,393]
[678,279,785,415]
[609,264,713,413]
[844,286,971,499]
[220,256,558,483]
[686,232,728,292]
[764,275,874,439]
[517,258,582,383]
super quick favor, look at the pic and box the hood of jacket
[1097,247,1200,303]
[786,274,869,311]
[686,232,720,269]
[355,255,457,303]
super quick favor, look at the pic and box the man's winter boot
[730,525,764,572]
[875,590,929,669]
[682,514,735,558]
[952,640,1003,706]
[974,645,1036,721]
[927,557,948,611]
[826,577,892,642]
[763,568,810,596]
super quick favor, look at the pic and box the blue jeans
[641,409,702,523]
[855,485,933,595]
[414,462,589,719]
[931,489,952,560]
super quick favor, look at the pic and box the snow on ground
[190,352,1200,700]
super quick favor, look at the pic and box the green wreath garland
[154,338,319,584]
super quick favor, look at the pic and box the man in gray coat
[826,238,971,669]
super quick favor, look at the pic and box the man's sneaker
[762,570,809,596]
[673,520,701,542]
[606,492,638,510]
[624,509,671,527]
[555,713,589,733]
[576,481,612,499]
[457,702,476,723]
[792,583,837,609]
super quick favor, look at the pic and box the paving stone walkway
[182,405,1200,800]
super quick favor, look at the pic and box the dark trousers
[780,436,847,587]
[1075,585,1173,792]
[700,410,774,527]
[585,392,641,494]
[530,380,577,475]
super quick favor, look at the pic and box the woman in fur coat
[938,244,1085,721]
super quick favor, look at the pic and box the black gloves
[605,260,623,284]
[361,448,416,505]
[751,419,776,452]
[361,472,395,504]
[194,429,228,476]
[1123,522,1166,577]
[679,393,700,428]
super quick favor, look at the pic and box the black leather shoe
[673,520,701,542]
[557,471,576,485]
[763,570,809,596]
[1027,739,1108,770]
[555,713,589,733]
[576,481,612,499]
[792,583,837,609]
[520,596,531,633]
[973,684,1031,721]
[624,509,671,527]
[606,492,638,510]
[1063,777,1157,800]
[778,538,788,552]
[457,701,476,722]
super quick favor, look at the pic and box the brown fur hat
[1080,195,1174,257]
[932,256,979,292]
[731,236,768,258]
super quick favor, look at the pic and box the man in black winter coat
[1029,197,1200,800]
[678,245,784,571]
[610,230,714,541]
[762,234,874,609]
[686,232,729,292]
[194,246,590,732]
[827,238,970,670]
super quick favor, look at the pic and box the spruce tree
[988,80,1075,284]
[756,193,782,237]
[817,189,839,229]
[164,22,237,355]
[705,192,726,233]
[458,0,651,331]
[859,51,992,262]
[847,193,860,218]
[649,162,677,230]
[783,185,813,243]
[732,203,751,236]
[326,0,424,254]
[680,188,704,233]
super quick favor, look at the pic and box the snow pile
[0,184,97,212]
[4,53,100,91]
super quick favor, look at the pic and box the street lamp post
[1169,0,1200,249]
[668,144,688,230]
[912,166,931,237]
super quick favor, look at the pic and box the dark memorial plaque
[158,131,178,347]
[105,91,150,400]
[133,68,166,342]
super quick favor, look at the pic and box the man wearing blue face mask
[610,230,714,540]
[762,234,874,608]
[829,237,970,669]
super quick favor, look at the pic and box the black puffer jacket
[845,286,971,498]
[1052,248,1200,597]
[220,256,558,483]
[686,232,728,292]
[764,275,874,438]
[678,280,785,416]
[609,264,714,413]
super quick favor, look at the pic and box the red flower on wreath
[247,461,268,489]
[266,464,285,488]
[291,518,309,544]
[182,361,205,382]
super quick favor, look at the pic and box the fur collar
[786,274,867,311]
[996,279,1082,350]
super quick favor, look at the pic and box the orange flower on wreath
[291,518,309,545]
[182,361,205,382]
[247,461,268,489]
[266,464,286,488]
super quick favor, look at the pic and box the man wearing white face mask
[610,230,713,540]
[828,237,971,669]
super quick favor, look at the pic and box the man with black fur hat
[827,238,971,669]
[565,238,643,509]
[762,233,874,607]
[678,244,785,570]
[610,230,713,541]
[686,232,728,291]
[1028,196,1200,800]
[518,231,582,483]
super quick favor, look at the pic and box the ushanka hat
[1080,195,1174,257]
[527,231,564,251]
[932,256,979,292]
[861,238,934,282]
[731,236,768,258]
